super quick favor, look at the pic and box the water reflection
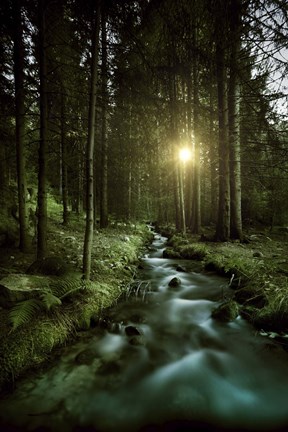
[1,232,288,431]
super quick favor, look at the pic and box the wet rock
[212,300,239,322]
[176,265,186,272]
[125,325,142,336]
[168,277,181,288]
[163,248,181,259]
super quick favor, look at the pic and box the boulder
[125,325,142,336]
[212,300,239,322]
[163,248,181,259]
[168,277,181,289]
[0,274,48,308]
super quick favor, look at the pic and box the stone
[0,274,49,308]
[176,265,186,272]
[125,325,142,336]
[163,248,181,259]
[212,301,239,322]
[168,277,181,288]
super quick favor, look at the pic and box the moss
[163,237,209,261]
[212,300,239,322]
[163,248,181,259]
[0,223,151,390]
[180,244,208,260]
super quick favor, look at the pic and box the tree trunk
[13,0,30,252]
[168,64,181,231]
[37,0,48,259]
[190,20,201,234]
[179,163,186,234]
[190,33,201,234]
[229,0,242,240]
[209,71,218,224]
[61,91,69,225]
[215,35,230,241]
[100,9,108,228]
[186,68,193,228]
[83,2,100,280]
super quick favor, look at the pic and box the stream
[1,231,288,431]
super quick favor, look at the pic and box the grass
[161,228,288,334]
[0,210,153,391]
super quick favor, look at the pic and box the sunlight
[179,148,192,162]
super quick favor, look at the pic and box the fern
[8,278,98,331]
[49,277,96,301]
[40,291,62,310]
[9,299,42,331]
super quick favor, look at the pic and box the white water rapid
[1,232,288,432]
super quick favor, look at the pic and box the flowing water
[1,232,288,432]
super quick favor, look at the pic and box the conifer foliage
[0,0,287,276]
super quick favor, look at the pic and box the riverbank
[0,216,153,391]
[159,225,288,337]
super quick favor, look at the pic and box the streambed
[1,232,288,431]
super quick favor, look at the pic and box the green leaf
[9,299,42,331]
[40,291,62,311]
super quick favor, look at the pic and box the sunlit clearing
[179,148,191,162]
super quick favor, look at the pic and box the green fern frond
[9,299,42,331]
[49,278,81,298]
[49,277,97,301]
[40,291,62,311]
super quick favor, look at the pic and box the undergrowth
[0,222,151,390]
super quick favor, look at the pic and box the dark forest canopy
[0,0,287,257]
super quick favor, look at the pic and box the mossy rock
[0,274,48,308]
[163,248,181,259]
[180,244,207,260]
[212,300,239,322]
[27,256,72,276]
[204,260,226,276]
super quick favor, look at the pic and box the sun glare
[179,148,191,162]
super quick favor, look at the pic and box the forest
[0,0,287,267]
[0,0,288,430]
